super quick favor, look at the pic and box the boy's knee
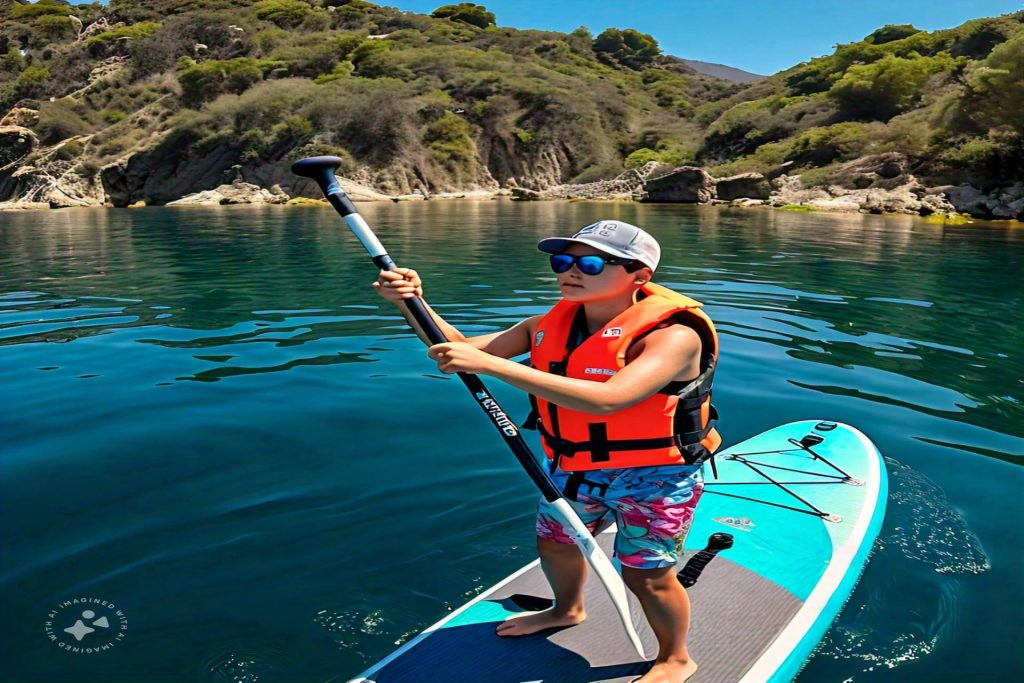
[621,564,676,593]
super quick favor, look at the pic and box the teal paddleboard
[347,420,887,683]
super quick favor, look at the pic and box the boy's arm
[433,325,702,414]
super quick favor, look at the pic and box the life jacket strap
[537,422,677,456]
[522,393,540,430]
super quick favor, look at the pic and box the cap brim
[537,237,636,262]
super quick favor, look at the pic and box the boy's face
[555,244,650,302]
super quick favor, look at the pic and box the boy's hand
[428,342,496,375]
[372,268,422,302]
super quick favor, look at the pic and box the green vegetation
[431,3,495,29]
[85,21,162,47]
[593,28,661,69]
[0,0,1020,200]
[700,11,1024,189]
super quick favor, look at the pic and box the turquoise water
[0,202,1020,682]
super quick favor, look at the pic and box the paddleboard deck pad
[347,420,887,683]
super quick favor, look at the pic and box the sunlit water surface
[1,202,1020,682]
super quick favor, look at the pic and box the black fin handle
[677,532,733,588]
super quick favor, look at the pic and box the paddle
[291,156,646,659]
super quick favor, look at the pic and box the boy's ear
[634,266,653,284]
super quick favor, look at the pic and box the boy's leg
[498,485,610,637]
[610,467,705,681]
[495,537,588,636]
[621,565,697,682]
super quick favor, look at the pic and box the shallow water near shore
[1,202,1021,682]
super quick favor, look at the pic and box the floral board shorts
[536,463,705,570]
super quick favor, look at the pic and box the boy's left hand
[428,342,495,375]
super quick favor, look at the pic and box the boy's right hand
[372,268,423,302]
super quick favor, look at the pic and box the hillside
[0,0,740,205]
[694,16,1024,207]
[1,2,1022,218]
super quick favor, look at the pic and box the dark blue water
[1,203,1021,682]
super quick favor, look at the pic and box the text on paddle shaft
[475,392,519,436]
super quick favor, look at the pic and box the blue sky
[394,0,1024,74]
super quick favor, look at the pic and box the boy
[373,220,720,683]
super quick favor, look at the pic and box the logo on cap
[575,222,618,238]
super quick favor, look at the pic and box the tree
[592,28,660,69]
[254,0,313,29]
[431,4,495,29]
[865,24,921,45]
[963,33,1024,134]
[829,53,953,121]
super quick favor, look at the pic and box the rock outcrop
[769,174,957,215]
[640,166,716,203]
[715,172,770,201]
[510,163,659,201]
[939,183,1024,220]
[0,125,38,168]
[166,181,290,205]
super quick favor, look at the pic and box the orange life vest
[525,282,721,472]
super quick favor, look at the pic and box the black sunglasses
[550,252,640,275]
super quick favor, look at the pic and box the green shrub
[255,0,313,29]
[865,24,922,45]
[11,0,70,19]
[431,4,495,29]
[785,122,875,165]
[176,57,284,106]
[350,40,412,79]
[99,109,127,124]
[268,31,365,77]
[7,65,51,101]
[962,33,1024,133]
[593,28,660,69]
[829,53,955,121]
[1,48,26,75]
[314,60,355,83]
[624,141,693,168]
[943,136,1002,167]
[425,110,474,164]
[624,148,660,167]
[85,21,161,47]
[949,16,1022,59]
[35,14,75,40]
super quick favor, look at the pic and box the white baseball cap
[537,220,661,271]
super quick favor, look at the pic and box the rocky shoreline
[1,121,1021,222]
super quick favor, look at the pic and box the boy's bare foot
[634,658,698,683]
[495,607,586,637]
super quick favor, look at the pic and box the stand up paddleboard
[346,420,887,683]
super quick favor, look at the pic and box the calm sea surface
[1,202,1021,682]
